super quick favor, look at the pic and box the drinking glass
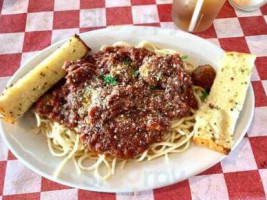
[172,0,226,32]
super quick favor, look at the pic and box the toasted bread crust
[193,137,231,154]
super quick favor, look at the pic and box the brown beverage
[172,0,226,32]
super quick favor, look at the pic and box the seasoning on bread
[193,52,256,154]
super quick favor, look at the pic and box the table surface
[0,0,267,199]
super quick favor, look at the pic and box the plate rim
[0,26,255,193]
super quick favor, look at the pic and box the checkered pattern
[0,0,267,199]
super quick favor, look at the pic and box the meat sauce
[35,46,199,159]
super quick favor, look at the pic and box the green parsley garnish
[132,70,139,78]
[104,75,117,86]
[99,74,117,86]
[150,86,156,91]
[200,89,209,101]
[156,72,161,81]
[99,74,105,79]
[122,58,132,66]
[181,55,189,61]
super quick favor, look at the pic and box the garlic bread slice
[0,35,90,123]
[193,52,256,154]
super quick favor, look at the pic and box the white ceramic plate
[0,26,254,193]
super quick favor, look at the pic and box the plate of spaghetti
[0,26,256,192]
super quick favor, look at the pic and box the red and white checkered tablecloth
[0,0,267,199]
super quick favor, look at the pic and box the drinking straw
[188,0,204,32]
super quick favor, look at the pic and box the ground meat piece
[192,65,216,90]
